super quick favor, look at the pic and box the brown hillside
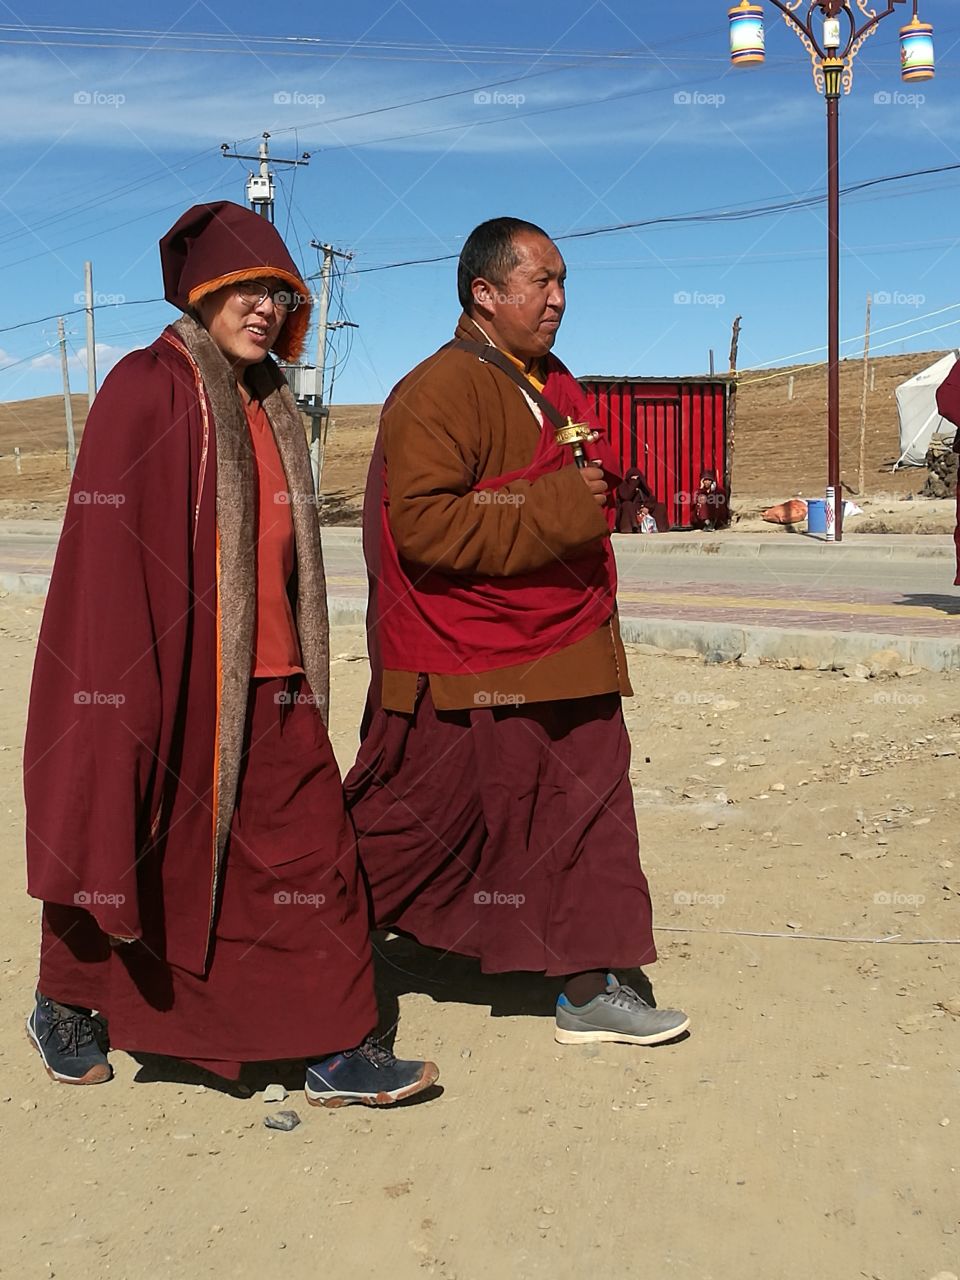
[732,349,945,499]
[0,349,950,521]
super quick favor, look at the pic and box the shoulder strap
[447,338,568,431]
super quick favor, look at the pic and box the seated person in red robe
[616,468,668,532]
[345,217,689,1051]
[691,470,729,530]
[24,202,437,1107]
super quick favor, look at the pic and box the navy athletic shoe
[305,1037,439,1108]
[27,992,112,1085]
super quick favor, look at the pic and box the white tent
[893,350,959,469]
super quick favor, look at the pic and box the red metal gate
[581,376,731,530]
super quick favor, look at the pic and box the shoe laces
[606,982,652,1013]
[44,1004,99,1057]
[344,1037,397,1071]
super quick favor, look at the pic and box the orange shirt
[244,397,303,678]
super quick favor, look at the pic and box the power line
[0,298,165,336]
[350,162,960,275]
[0,22,728,64]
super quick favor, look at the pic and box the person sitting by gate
[691,470,729,531]
[616,468,663,533]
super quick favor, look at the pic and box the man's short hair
[457,217,551,311]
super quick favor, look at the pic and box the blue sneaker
[27,992,112,1085]
[305,1037,439,1108]
[555,974,689,1047]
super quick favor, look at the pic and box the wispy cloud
[0,49,862,157]
[31,342,130,374]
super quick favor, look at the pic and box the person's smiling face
[195,277,288,373]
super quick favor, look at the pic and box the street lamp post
[729,1,935,541]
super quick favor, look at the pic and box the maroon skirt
[345,687,656,977]
[39,677,377,1079]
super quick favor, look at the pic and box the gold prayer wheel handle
[554,419,599,450]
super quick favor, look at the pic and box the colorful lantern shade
[730,1,765,66]
[900,14,935,82]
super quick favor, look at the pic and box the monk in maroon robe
[691,470,729,531]
[936,359,960,585]
[345,217,689,1049]
[24,201,437,1106]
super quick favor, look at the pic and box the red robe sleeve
[24,345,198,941]
[936,359,960,431]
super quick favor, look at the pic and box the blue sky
[1,0,958,405]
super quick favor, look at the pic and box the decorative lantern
[900,14,935,82]
[730,1,765,66]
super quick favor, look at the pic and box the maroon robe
[345,339,656,976]
[935,360,960,586]
[25,330,376,1075]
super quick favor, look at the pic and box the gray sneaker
[555,975,689,1046]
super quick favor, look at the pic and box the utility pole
[857,292,872,496]
[307,241,356,492]
[726,315,742,503]
[220,132,310,222]
[57,317,77,474]
[84,260,97,406]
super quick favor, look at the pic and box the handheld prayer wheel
[554,417,600,470]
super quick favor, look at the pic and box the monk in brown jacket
[346,217,689,1047]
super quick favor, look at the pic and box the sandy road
[0,603,958,1279]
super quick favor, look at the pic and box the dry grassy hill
[732,349,944,499]
[0,348,949,522]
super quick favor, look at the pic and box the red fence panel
[582,377,731,530]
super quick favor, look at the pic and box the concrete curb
[9,585,959,673]
[325,597,960,673]
[615,616,960,673]
[609,536,955,563]
[0,572,53,595]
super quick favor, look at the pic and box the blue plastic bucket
[806,499,827,534]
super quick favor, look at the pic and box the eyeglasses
[235,281,306,314]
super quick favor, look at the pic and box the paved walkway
[3,523,959,669]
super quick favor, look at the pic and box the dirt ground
[1,603,958,1279]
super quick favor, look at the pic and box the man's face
[196,277,287,373]
[471,232,566,364]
